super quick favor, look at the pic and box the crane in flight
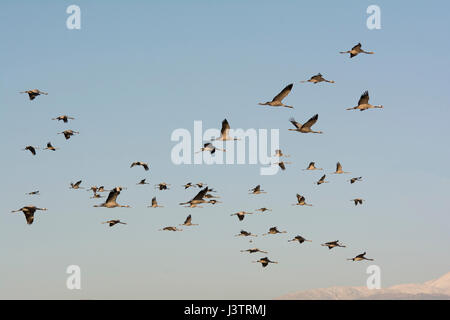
[155,182,170,190]
[273,161,291,171]
[159,226,182,232]
[23,146,38,155]
[148,197,164,208]
[179,187,210,208]
[288,236,312,244]
[70,180,83,189]
[137,179,149,185]
[11,206,47,225]
[240,248,268,254]
[196,142,225,154]
[180,214,199,227]
[274,149,290,158]
[316,174,329,185]
[230,211,254,221]
[211,119,240,141]
[292,194,313,206]
[262,227,287,236]
[252,257,278,268]
[303,162,323,171]
[44,142,58,151]
[300,73,335,84]
[235,230,257,238]
[102,220,127,227]
[349,177,363,184]
[321,240,346,249]
[348,252,374,261]
[52,115,75,123]
[340,43,374,58]
[130,161,149,171]
[249,185,266,194]
[333,162,350,174]
[20,89,48,100]
[94,187,130,208]
[351,198,364,206]
[289,115,323,134]
[258,84,294,109]
[58,130,79,140]
[346,91,383,111]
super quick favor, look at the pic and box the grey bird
[340,43,374,58]
[258,84,294,109]
[11,206,47,225]
[289,115,323,134]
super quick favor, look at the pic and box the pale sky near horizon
[1,1,449,299]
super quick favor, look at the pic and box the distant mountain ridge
[277,272,450,300]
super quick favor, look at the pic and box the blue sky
[0,0,449,299]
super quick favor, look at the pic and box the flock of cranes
[12,42,380,270]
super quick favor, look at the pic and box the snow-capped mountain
[277,272,450,300]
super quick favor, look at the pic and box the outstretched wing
[319,174,326,182]
[221,119,230,137]
[105,190,119,204]
[184,214,192,224]
[352,43,362,51]
[336,162,343,172]
[143,163,149,171]
[358,91,369,106]
[192,187,208,201]
[272,84,293,102]
[152,197,157,206]
[289,118,302,129]
[301,114,319,129]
